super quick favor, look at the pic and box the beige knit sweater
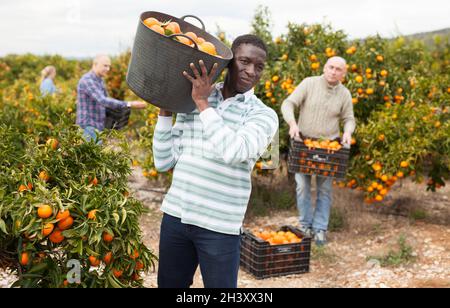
[281,75,356,140]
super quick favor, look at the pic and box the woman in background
[40,66,59,96]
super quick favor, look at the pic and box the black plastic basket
[288,139,350,180]
[126,11,233,113]
[240,226,312,280]
[104,107,131,130]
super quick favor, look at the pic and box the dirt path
[129,168,450,288]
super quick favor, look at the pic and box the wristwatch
[126,102,131,108]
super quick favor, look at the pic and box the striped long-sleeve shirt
[153,83,279,235]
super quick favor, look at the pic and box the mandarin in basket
[184,32,198,43]
[150,24,165,35]
[165,21,181,34]
[177,36,193,46]
[199,42,217,56]
[143,17,160,28]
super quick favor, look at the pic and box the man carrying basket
[281,56,356,246]
[153,35,279,288]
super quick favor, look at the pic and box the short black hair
[231,34,267,55]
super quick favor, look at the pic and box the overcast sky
[1,0,449,57]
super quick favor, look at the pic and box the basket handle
[168,34,199,50]
[180,15,206,31]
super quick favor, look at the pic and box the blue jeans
[82,126,102,144]
[158,213,241,288]
[295,173,333,232]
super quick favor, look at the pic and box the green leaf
[27,262,48,274]
[61,229,78,238]
[0,218,8,234]
[107,274,123,289]
[121,208,127,226]
[85,246,97,257]
[78,239,84,255]
[112,212,120,225]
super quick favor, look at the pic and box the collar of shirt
[214,82,254,102]
[320,74,341,92]
[88,70,103,83]
[87,70,107,94]
[211,82,255,113]
[210,82,254,115]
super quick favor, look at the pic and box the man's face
[93,57,111,78]
[229,44,267,93]
[323,59,346,84]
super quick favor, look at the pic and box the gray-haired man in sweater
[281,56,356,245]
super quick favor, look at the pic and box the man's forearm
[343,118,356,135]
[281,99,298,125]
[288,120,298,127]
[153,116,176,172]
[100,95,127,110]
